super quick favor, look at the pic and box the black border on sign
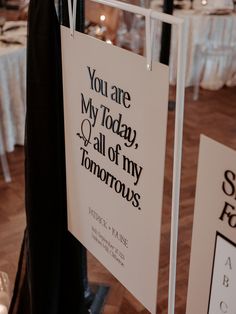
[207,231,236,314]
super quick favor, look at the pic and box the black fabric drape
[9,231,30,314]
[9,0,88,313]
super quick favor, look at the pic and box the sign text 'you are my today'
[77,66,144,210]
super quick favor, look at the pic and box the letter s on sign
[222,170,235,197]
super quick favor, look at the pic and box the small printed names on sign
[208,233,236,314]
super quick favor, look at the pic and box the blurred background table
[86,0,236,93]
[151,8,236,90]
[0,20,26,181]
[0,21,26,152]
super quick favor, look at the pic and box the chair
[0,123,11,182]
[0,271,10,312]
[193,42,235,100]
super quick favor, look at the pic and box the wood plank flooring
[0,147,26,289]
[0,86,236,313]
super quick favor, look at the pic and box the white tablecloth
[0,21,26,154]
[152,10,236,89]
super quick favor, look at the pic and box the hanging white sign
[186,135,236,314]
[61,26,169,313]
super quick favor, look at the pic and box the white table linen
[152,10,236,89]
[0,21,26,154]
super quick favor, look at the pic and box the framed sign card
[61,27,169,313]
[186,135,236,314]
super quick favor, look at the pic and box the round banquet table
[0,21,26,155]
[152,9,236,89]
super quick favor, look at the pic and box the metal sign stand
[66,0,187,312]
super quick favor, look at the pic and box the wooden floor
[0,86,236,313]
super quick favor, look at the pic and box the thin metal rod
[0,122,11,182]
[67,0,73,35]
[0,154,11,182]
[91,0,183,25]
[168,21,187,314]
[145,9,152,70]
[73,0,78,32]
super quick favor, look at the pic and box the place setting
[0,20,26,47]
[193,0,235,14]
[0,3,27,49]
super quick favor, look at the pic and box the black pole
[59,0,95,309]
[159,0,175,110]
[60,0,69,27]
[159,0,174,65]
[60,0,84,32]
[72,0,93,306]
[76,0,85,33]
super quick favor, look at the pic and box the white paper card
[61,27,169,313]
[186,135,236,314]
[209,233,236,314]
